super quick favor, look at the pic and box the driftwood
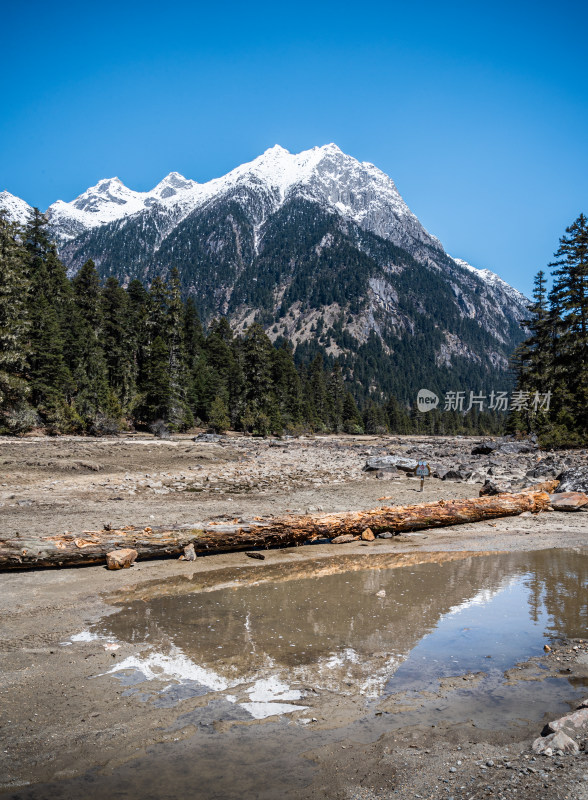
[0,490,550,570]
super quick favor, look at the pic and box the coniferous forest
[511,213,588,447]
[0,208,585,443]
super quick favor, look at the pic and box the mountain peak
[263,144,290,156]
[0,190,33,225]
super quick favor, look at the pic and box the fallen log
[0,490,551,570]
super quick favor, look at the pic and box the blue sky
[1,0,586,295]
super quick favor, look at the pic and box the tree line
[511,213,587,447]
[1,208,510,437]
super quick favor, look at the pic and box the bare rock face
[550,492,588,511]
[106,548,138,570]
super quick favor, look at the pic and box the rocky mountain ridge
[1,145,530,403]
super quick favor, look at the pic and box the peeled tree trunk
[0,490,551,570]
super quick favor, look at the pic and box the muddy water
[6,548,588,799]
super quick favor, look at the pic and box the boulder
[193,433,222,443]
[557,467,588,493]
[331,534,356,544]
[361,528,375,541]
[377,532,394,539]
[532,731,579,756]
[440,468,464,481]
[365,456,418,473]
[497,441,536,454]
[549,492,588,511]
[547,706,588,735]
[471,441,499,455]
[106,548,138,570]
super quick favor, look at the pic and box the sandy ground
[1,434,587,799]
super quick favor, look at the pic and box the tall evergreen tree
[71,260,110,429]
[23,210,73,426]
[0,213,31,431]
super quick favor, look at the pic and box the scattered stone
[331,534,356,544]
[376,589,386,598]
[361,528,375,541]
[377,531,394,539]
[106,548,138,570]
[550,492,588,511]
[245,551,265,560]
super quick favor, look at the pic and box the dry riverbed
[1,433,587,799]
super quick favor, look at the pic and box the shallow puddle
[7,548,588,799]
[97,549,587,712]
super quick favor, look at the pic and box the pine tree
[327,362,345,432]
[166,268,193,429]
[101,277,135,408]
[23,210,73,427]
[208,395,230,433]
[0,213,32,431]
[271,341,303,430]
[512,214,588,445]
[342,392,363,434]
[549,214,588,432]
[71,260,110,429]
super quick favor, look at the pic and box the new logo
[417,389,439,412]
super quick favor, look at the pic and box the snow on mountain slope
[1,146,527,319]
[453,257,529,313]
[0,191,33,226]
[47,174,199,242]
[42,144,440,251]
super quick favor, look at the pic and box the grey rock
[557,467,588,493]
[377,532,394,539]
[532,731,579,755]
[440,468,464,481]
[193,433,222,443]
[364,456,418,473]
[471,441,499,455]
[183,543,196,561]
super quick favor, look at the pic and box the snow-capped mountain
[0,145,530,399]
[36,144,439,254]
[0,191,33,227]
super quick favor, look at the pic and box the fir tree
[0,213,31,431]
